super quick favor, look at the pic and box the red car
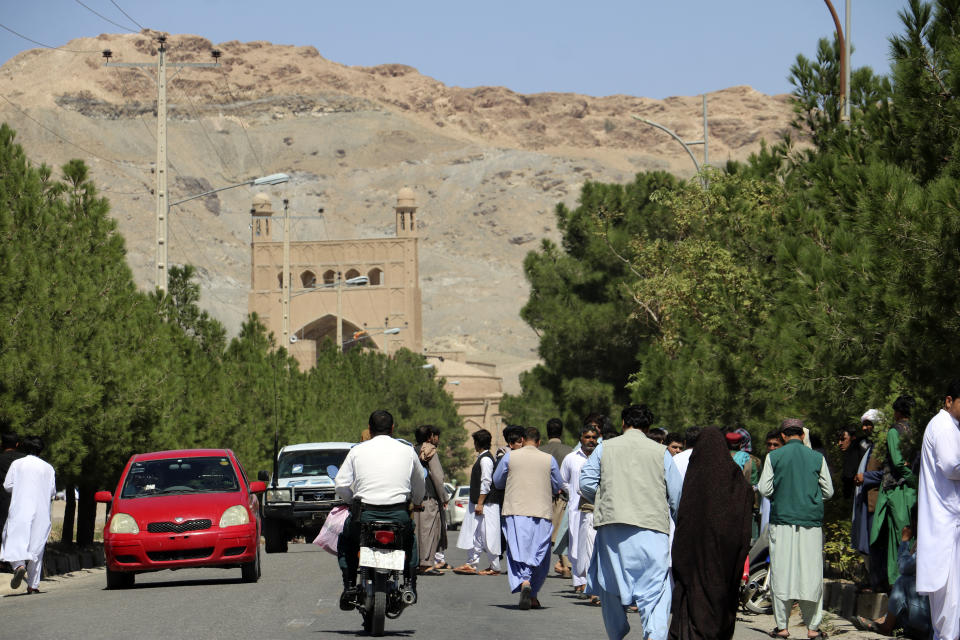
[95,448,267,589]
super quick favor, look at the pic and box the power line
[173,84,234,181]
[0,23,100,53]
[215,65,266,175]
[0,93,139,169]
[109,0,145,31]
[73,0,138,33]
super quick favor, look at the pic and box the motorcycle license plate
[359,547,405,570]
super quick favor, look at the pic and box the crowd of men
[335,378,960,640]
[0,431,57,594]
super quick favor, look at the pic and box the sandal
[478,568,500,576]
[768,630,790,639]
[853,616,877,632]
[417,567,444,576]
[807,632,828,639]
[452,565,478,575]
[589,596,601,606]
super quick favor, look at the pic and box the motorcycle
[740,528,773,614]
[352,518,416,636]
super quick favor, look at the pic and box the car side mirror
[249,481,267,494]
[94,491,113,503]
[257,470,269,482]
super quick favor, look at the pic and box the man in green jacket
[758,419,834,639]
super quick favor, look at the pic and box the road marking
[285,618,315,630]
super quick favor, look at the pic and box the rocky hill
[0,31,799,391]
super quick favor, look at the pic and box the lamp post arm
[169,179,256,208]
[632,115,701,174]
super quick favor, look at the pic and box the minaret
[395,187,417,237]
[250,193,273,244]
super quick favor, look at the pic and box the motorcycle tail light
[374,530,395,544]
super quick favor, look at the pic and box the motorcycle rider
[335,410,426,610]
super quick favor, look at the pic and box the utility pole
[336,270,343,352]
[844,0,852,121]
[282,198,291,347]
[103,36,220,294]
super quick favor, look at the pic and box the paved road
[0,543,878,640]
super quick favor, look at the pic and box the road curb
[2,542,104,585]
[824,578,888,623]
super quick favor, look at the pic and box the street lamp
[161,172,290,293]
[632,95,709,186]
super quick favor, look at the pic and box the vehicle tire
[263,519,287,554]
[106,568,134,589]
[371,574,387,637]
[241,546,261,583]
[744,565,772,614]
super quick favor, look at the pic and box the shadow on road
[316,629,415,637]
[101,576,244,590]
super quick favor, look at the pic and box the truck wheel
[263,519,287,554]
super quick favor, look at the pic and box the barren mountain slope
[0,32,798,391]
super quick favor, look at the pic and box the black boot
[339,583,357,611]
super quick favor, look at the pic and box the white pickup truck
[259,442,354,553]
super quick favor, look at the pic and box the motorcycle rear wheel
[744,566,773,614]
[371,573,387,636]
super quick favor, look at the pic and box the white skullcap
[861,409,881,423]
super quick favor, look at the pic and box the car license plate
[359,547,405,570]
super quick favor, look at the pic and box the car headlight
[109,513,140,534]
[266,488,293,503]
[219,505,250,528]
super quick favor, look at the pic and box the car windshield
[120,456,240,498]
[278,449,350,478]
[457,487,470,498]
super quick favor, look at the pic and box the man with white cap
[853,408,887,592]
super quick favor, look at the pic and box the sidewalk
[740,607,887,640]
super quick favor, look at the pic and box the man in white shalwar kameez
[917,382,960,640]
[758,419,834,638]
[560,424,599,591]
[1,437,56,593]
[454,428,502,574]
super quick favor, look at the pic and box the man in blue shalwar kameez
[579,405,682,640]
[492,426,563,610]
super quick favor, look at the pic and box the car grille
[146,547,214,562]
[146,519,212,533]
[295,488,336,502]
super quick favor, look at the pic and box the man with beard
[413,425,449,575]
[917,381,960,640]
[560,421,600,596]
[758,419,834,639]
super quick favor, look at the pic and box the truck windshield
[278,449,350,478]
[120,457,240,498]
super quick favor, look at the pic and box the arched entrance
[294,314,374,354]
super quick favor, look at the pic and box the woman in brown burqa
[669,426,753,640]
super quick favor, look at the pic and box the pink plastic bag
[313,504,349,554]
